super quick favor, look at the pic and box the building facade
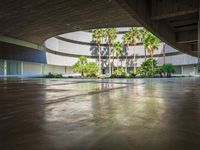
[0,28,199,77]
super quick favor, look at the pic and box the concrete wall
[65,66,73,74]
[23,62,73,76]
[161,55,198,66]
[46,52,96,66]
[60,31,93,43]
[45,37,95,55]
[44,65,65,74]
[0,59,74,77]
[182,65,196,75]
[45,36,166,57]
[174,66,182,74]
[0,35,40,50]
[23,62,42,77]
[0,41,47,64]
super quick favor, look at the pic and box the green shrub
[72,56,88,77]
[154,67,164,77]
[161,63,175,77]
[72,56,99,77]
[84,62,99,77]
[111,67,129,78]
[46,72,54,78]
[130,68,142,77]
[55,74,62,78]
[46,72,63,78]
[135,58,158,77]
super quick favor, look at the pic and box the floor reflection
[0,78,200,150]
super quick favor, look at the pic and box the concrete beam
[176,30,198,43]
[151,0,199,20]
[174,24,198,32]
[152,9,198,20]
[170,18,198,27]
[191,43,198,51]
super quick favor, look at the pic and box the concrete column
[4,60,6,76]
[21,61,23,76]
[198,8,200,74]
[163,43,166,65]
[39,45,45,51]
[194,66,196,75]
[181,66,184,75]
[41,64,44,76]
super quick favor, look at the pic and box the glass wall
[174,66,181,74]
[0,60,4,75]
[6,60,21,75]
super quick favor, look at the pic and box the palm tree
[105,28,117,75]
[112,41,123,70]
[123,32,132,73]
[138,28,148,61]
[143,30,161,73]
[92,29,105,74]
[129,27,140,75]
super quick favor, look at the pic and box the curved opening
[43,27,191,76]
[44,27,159,57]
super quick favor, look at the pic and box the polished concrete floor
[0,78,200,150]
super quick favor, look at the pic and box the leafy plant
[154,67,164,77]
[161,63,175,77]
[135,58,158,77]
[72,56,88,77]
[111,67,129,78]
[72,56,99,77]
[84,62,99,77]
[46,72,62,78]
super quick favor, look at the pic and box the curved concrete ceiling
[0,0,140,44]
[0,0,199,56]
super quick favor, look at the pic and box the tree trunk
[167,72,171,77]
[108,44,111,76]
[167,72,169,77]
[125,45,128,73]
[117,55,119,70]
[98,44,101,74]
[112,54,115,73]
[159,72,163,77]
[133,46,136,75]
[163,44,166,76]
[144,48,147,61]
[144,48,147,76]
[151,55,154,76]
